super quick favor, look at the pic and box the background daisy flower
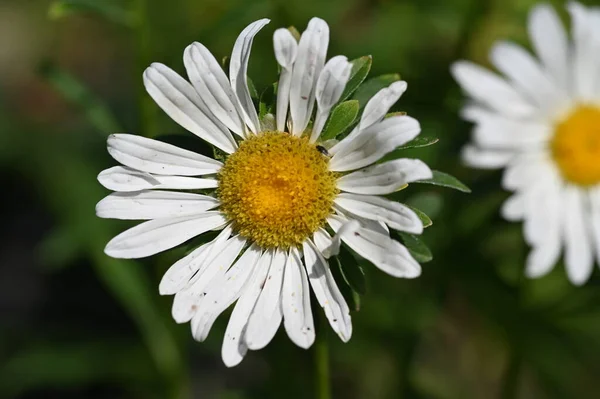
[95,17,445,366]
[452,2,600,286]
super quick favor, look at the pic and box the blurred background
[2,0,600,398]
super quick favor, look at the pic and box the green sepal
[340,56,372,102]
[397,232,433,263]
[352,73,401,109]
[415,170,471,193]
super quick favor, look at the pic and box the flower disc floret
[217,131,338,248]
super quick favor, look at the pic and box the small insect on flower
[452,2,600,286]
[96,17,435,367]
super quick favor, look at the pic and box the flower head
[452,2,600,285]
[97,17,433,366]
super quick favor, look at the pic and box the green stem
[315,314,332,399]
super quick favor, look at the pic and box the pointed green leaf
[336,246,367,295]
[397,136,439,150]
[352,73,401,109]
[398,233,433,263]
[340,56,372,101]
[320,100,359,141]
[39,63,121,135]
[406,205,433,228]
[49,0,135,27]
[415,170,471,193]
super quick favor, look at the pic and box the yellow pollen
[551,105,600,186]
[217,131,338,248]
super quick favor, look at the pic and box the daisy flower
[452,3,600,285]
[96,17,433,366]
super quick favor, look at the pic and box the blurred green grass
[1,0,600,398]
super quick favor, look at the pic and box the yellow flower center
[217,131,338,248]
[551,105,600,186]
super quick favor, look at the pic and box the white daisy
[96,17,432,366]
[452,2,600,285]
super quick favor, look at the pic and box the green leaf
[407,205,433,228]
[259,83,276,120]
[415,170,472,193]
[336,246,367,295]
[247,77,259,101]
[39,63,121,135]
[396,136,439,150]
[352,73,401,109]
[339,56,372,101]
[320,100,359,141]
[398,232,433,263]
[49,0,135,27]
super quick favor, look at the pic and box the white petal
[500,193,525,222]
[490,41,564,113]
[359,81,407,130]
[273,28,298,68]
[451,61,537,118]
[190,244,262,342]
[282,247,315,349]
[328,214,421,278]
[96,190,219,220]
[172,234,246,323]
[502,154,553,191]
[567,2,600,101]
[244,249,287,350]
[159,225,233,296]
[222,250,273,367]
[337,158,432,195]
[106,134,222,176]
[97,166,218,192]
[329,116,421,172]
[590,188,600,265]
[143,63,237,153]
[290,18,329,135]
[461,145,514,169]
[311,56,352,142]
[184,42,246,136]
[104,211,227,259]
[302,240,352,342]
[229,19,270,134]
[528,4,569,90]
[313,228,338,258]
[335,193,423,234]
[563,186,594,286]
[463,105,551,149]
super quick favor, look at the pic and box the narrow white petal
[335,193,423,234]
[184,42,246,136]
[461,145,514,169]
[222,250,273,367]
[528,4,569,90]
[104,211,227,259]
[337,159,432,195]
[273,28,299,132]
[450,61,537,118]
[313,228,339,258]
[244,249,287,350]
[106,134,222,176]
[490,41,564,113]
[329,116,421,172]
[172,235,246,323]
[290,18,330,135]
[328,214,421,278]
[229,19,270,134]
[96,190,219,220]
[159,225,233,295]
[563,186,594,286]
[359,81,407,130]
[191,244,262,342]
[590,188,600,265]
[143,63,237,153]
[311,56,352,142]
[98,166,218,192]
[501,193,525,222]
[273,28,298,68]
[282,247,315,349]
[303,240,351,342]
[567,2,600,101]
